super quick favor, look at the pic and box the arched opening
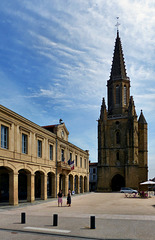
[74,175,78,194]
[84,176,87,192]
[35,171,42,199]
[69,174,73,192]
[116,131,120,144]
[111,174,125,191]
[18,169,28,201]
[116,85,120,104]
[124,85,127,105]
[47,172,55,198]
[80,176,84,193]
[0,167,10,203]
[59,174,66,195]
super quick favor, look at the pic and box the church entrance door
[111,174,125,191]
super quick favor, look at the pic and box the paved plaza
[0,192,155,240]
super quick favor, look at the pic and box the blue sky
[0,0,155,178]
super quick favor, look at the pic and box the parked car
[120,187,138,194]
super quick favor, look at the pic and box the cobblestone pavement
[0,192,155,240]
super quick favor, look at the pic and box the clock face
[61,130,64,138]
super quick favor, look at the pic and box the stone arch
[0,166,13,203]
[111,174,125,191]
[80,176,84,193]
[59,173,66,196]
[16,164,33,174]
[84,176,87,192]
[18,169,31,201]
[34,170,44,199]
[68,174,74,192]
[74,175,79,194]
[47,172,55,198]
[0,162,16,172]
[33,167,46,175]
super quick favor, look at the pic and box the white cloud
[0,0,155,175]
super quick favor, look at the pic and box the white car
[120,187,138,194]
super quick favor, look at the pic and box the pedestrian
[57,189,63,207]
[67,189,71,207]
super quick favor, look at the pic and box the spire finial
[115,17,120,31]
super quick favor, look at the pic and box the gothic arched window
[116,131,120,144]
[124,85,127,105]
[116,85,120,104]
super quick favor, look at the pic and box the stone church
[97,30,148,191]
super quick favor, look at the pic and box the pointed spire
[138,110,147,124]
[100,97,107,120]
[110,31,128,81]
[128,96,137,118]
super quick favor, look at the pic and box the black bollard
[21,212,26,224]
[90,216,95,229]
[53,214,58,226]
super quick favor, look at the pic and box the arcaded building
[0,104,89,205]
[97,31,148,191]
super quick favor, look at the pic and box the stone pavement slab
[0,192,155,240]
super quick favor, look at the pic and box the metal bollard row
[21,213,96,229]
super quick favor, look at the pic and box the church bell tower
[97,29,148,192]
[107,30,130,116]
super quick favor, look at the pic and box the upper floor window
[93,168,96,174]
[1,125,8,149]
[80,157,82,168]
[38,140,42,158]
[49,145,53,160]
[22,133,28,154]
[84,159,86,168]
[61,149,65,162]
[124,85,127,105]
[75,155,77,167]
[70,152,72,161]
[116,131,120,144]
[116,85,120,104]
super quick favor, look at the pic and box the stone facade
[97,31,148,192]
[0,104,89,205]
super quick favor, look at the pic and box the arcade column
[9,172,18,205]
[27,173,35,202]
